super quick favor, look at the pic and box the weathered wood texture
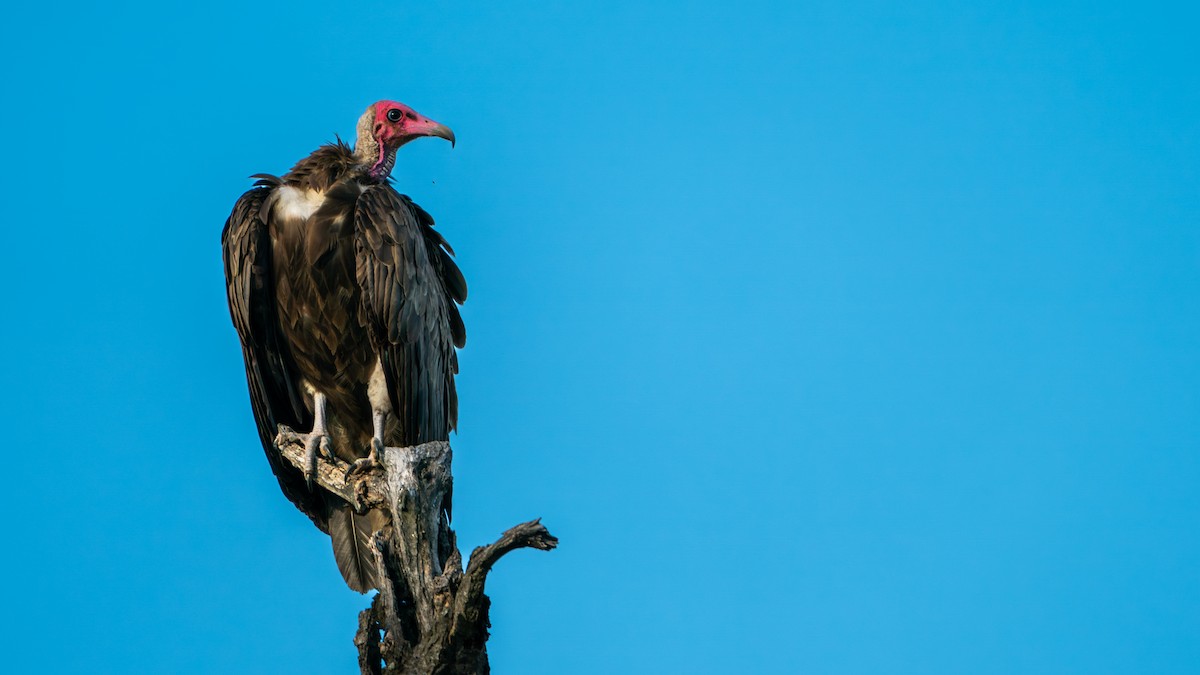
[275,426,557,674]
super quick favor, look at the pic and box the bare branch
[274,425,387,511]
[271,425,556,674]
[450,520,558,649]
[466,520,560,579]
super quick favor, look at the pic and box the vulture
[221,101,465,592]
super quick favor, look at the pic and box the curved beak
[410,116,456,148]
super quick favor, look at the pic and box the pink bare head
[369,100,455,149]
[354,100,454,179]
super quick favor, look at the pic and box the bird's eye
[386,109,403,122]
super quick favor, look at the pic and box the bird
[221,101,466,592]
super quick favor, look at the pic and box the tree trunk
[275,426,557,674]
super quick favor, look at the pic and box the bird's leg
[300,391,333,490]
[347,410,387,478]
[349,360,390,481]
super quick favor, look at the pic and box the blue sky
[2,1,1198,672]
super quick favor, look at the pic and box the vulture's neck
[353,111,395,181]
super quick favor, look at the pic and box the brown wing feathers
[354,186,465,445]
[221,177,328,532]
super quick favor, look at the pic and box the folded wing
[354,185,467,445]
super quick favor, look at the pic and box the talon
[346,455,383,478]
[303,432,333,491]
[347,438,385,478]
[301,392,332,491]
[304,436,318,490]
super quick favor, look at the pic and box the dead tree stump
[275,426,557,674]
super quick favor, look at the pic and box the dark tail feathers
[328,505,388,592]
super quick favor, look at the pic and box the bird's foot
[300,432,333,491]
[347,438,386,478]
[347,438,385,512]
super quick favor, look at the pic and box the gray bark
[275,426,557,674]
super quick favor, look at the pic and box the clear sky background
[2,1,1197,673]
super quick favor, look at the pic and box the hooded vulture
[221,101,465,592]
